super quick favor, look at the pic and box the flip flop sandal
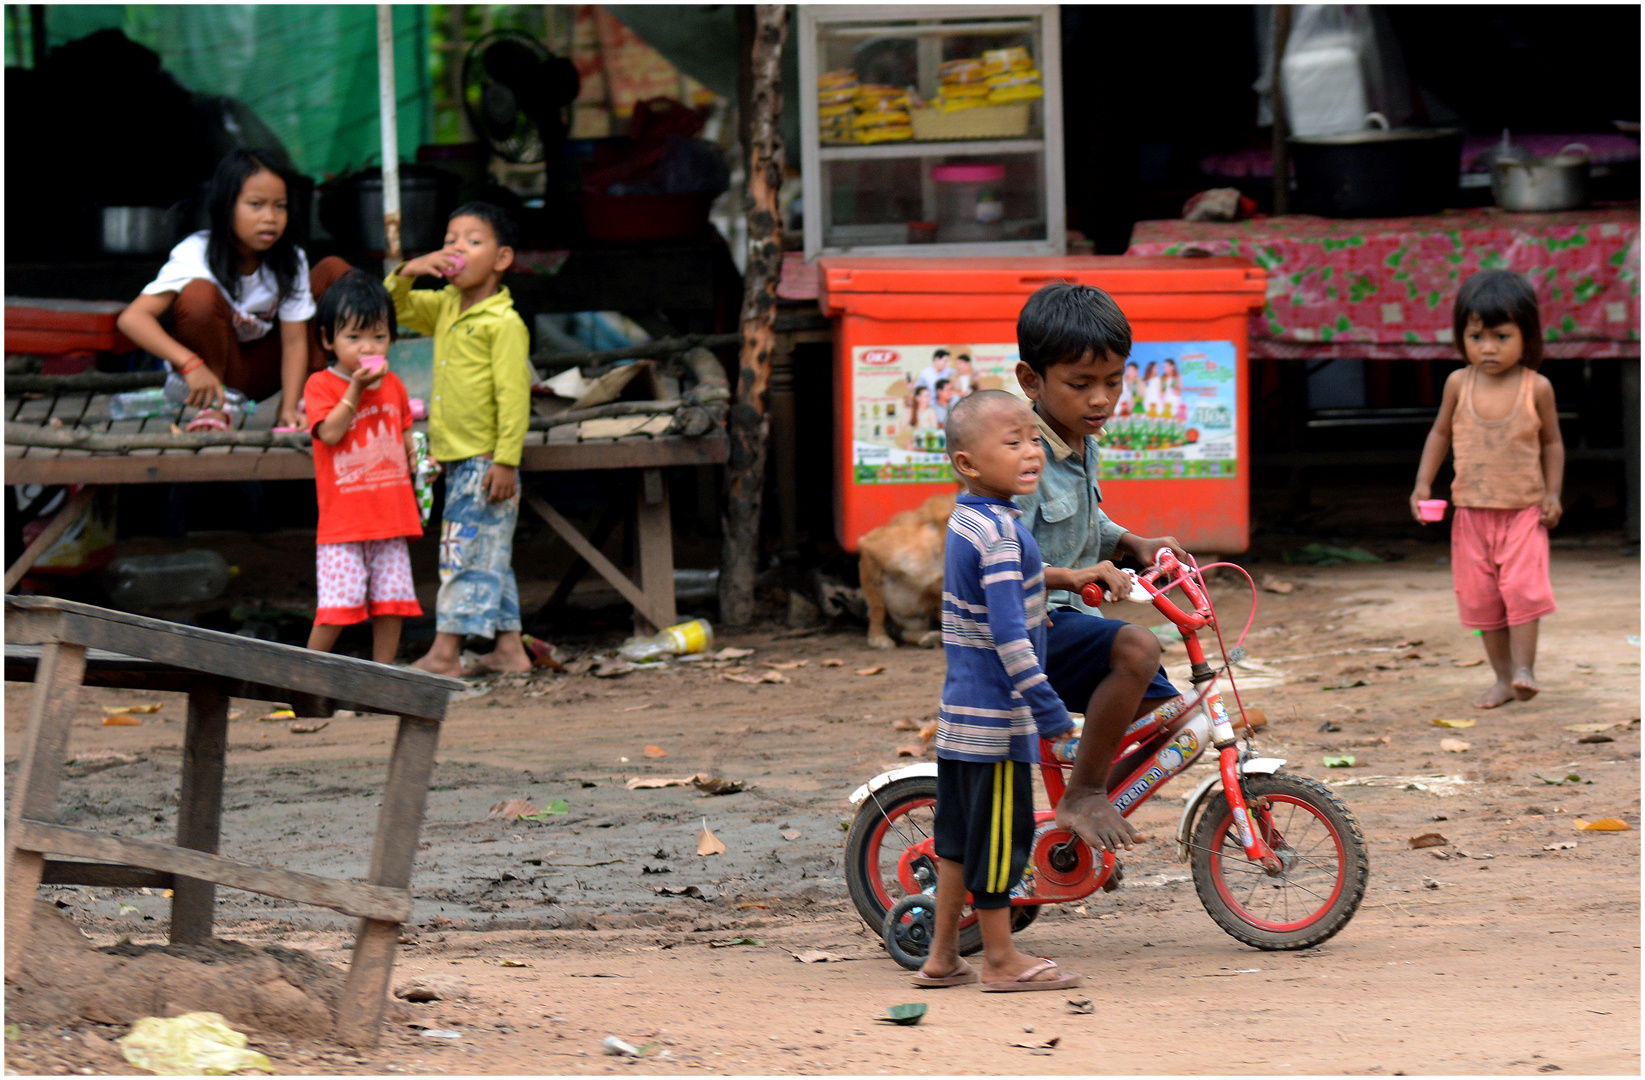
[980,958,1083,993]
[185,409,231,433]
[910,962,979,988]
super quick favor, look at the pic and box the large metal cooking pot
[319,165,458,254]
[1289,114,1464,218]
[1493,143,1590,212]
[99,205,178,255]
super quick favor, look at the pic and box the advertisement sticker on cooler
[851,339,1238,486]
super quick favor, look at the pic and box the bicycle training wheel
[1191,772,1368,950]
[845,777,1038,956]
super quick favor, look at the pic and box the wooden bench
[3,595,466,1048]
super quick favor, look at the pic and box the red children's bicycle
[844,549,1368,966]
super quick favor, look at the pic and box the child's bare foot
[1056,790,1143,854]
[1511,668,1540,701]
[411,652,467,677]
[1473,680,1516,709]
[464,633,532,675]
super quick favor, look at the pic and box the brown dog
[857,492,956,649]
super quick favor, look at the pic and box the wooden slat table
[3,389,731,630]
[3,595,466,1048]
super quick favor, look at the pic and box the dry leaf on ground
[696,819,726,856]
[793,950,844,964]
[643,745,668,758]
[289,721,329,734]
[1260,575,1294,595]
[1408,832,1449,849]
[856,666,885,676]
[102,703,162,716]
[820,659,845,667]
[766,660,808,670]
[1440,738,1471,753]
[1575,818,1631,831]
[488,799,538,819]
[1564,721,1628,733]
[1452,658,1485,668]
[896,745,924,757]
[693,775,747,795]
[102,714,143,727]
[1433,718,1476,729]
[256,709,296,722]
[712,647,755,661]
[626,776,695,790]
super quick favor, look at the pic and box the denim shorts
[1043,607,1178,714]
[435,456,521,637]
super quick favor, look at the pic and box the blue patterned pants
[435,456,521,637]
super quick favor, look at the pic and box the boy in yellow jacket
[389,202,533,675]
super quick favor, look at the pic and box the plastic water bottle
[104,550,232,609]
[618,618,715,662]
[107,388,172,421]
[164,372,252,416]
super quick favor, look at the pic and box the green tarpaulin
[42,4,431,178]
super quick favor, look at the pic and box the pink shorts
[315,538,422,626]
[1450,506,1556,631]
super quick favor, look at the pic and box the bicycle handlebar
[1080,549,1213,632]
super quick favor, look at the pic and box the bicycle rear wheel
[1191,772,1368,950]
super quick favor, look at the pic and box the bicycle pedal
[1101,859,1125,892]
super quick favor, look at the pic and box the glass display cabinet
[798,5,1065,258]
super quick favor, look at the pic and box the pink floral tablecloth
[1128,207,1641,359]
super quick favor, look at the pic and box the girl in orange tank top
[1412,270,1564,710]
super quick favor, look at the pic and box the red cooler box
[819,257,1267,553]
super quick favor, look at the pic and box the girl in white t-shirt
[118,149,350,429]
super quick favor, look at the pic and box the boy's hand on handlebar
[1090,562,1134,604]
[1122,533,1188,567]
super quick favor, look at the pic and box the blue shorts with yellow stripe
[934,757,1034,910]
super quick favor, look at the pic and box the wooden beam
[6,422,311,452]
[172,686,230,944]
[11,819,413,923]
[6,595,463,720]
[532,332,741,370]
[719,3,787,628]
[522,493,669,629]
[5,487,94,592]
[6,372,167,394]
[5,641,87,978]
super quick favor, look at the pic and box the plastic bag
[117,1012,274,1076]
[1253,5,1413,132]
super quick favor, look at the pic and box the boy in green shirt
[389,202,533,676]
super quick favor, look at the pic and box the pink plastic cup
[360,355,388,376]
[443,252,467,278]
[1418,499,1447,522]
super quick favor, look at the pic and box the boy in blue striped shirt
[913,390,1083,994]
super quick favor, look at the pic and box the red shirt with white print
[304,367,422,544]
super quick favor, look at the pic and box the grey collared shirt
[1014,413,1130,614]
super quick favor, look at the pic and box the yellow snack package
[856,125,913,144]
[819,102,855,119]
[818,68,859,90]
[853,109,912,129]
[987,81,1044,104]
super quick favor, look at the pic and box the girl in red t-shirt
[304,271,425,662]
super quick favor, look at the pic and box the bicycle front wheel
[1191,772,1368,950]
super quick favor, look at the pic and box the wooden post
[718,3,787,628]
[1271,4,1293,216]
[335,714,441,1048]
[171,684,229,945]
[5,641,87,977]
[377,4,403,270]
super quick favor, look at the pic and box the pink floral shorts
[315,538,422,626]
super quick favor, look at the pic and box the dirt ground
[5,538,1640,1076]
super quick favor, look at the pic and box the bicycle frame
[858,549,1284,913]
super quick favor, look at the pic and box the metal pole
[1271,4,1293,216]
[377,5,402,270]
